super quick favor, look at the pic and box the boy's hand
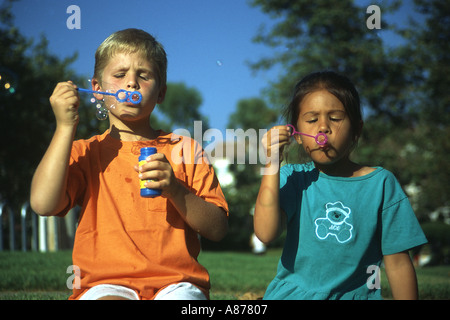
[135,153,181,198]
[49,81,80,127]
[262,125,291,161]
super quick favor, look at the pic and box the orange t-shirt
[61,130,228,300]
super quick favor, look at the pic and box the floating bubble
[216,60,223,67]
[96,108,108,121]
[78,80,142,120]
[94,101,108,120]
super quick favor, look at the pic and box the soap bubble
[96,108,108,121]
[317,133,327,144]
[95,102,109,120]
[86,90,109,121]
[117,90,127,101]
[131,92,141,102]
[83,79,142,120]
[103,86,120,110]
[216,60,223,67]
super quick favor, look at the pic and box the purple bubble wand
[287,124,328,146]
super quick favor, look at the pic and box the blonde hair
[93,28,167,87]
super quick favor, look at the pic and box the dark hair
[284,71,362,140]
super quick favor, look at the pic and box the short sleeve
[172,135,229,216]
[279,165,298,221]
[381,175,427,255]
[55,142,88,217]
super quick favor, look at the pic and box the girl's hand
[135,153,181,198]
[49,81,80,127]
[262,125,291,162]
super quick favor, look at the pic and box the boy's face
[92,52,166,123]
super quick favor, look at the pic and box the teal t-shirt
[263,162,427,300]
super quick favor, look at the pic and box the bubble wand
[77,87,142,104]
[287,124,328,146]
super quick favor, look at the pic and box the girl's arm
[254,168,285,244]
[384,251,419,299]
[253,126,290,244]
[30,82,79,216]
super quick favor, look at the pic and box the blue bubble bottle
[139,147,162,197]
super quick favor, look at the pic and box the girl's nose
[318,120,331,134]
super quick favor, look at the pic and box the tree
[403,0,450,127]
[354,0,450,219]
[0,1,97,209]
[0,1,209,210]
[227,97,279,130]
[155,82,208,136]
[202,98,278,250]
[249,0,409,124]
[248,0,449,221]
[385,0,450,218]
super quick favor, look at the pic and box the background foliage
[0,0,448,255]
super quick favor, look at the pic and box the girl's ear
[91,78,104,101]
[294,133,303,145]
[354,120,364,141]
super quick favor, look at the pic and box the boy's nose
[126,77,139,90]
[127,81,138,90]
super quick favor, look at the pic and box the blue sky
[10,0,418,132]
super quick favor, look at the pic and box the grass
[200,250,281,299]
[0,249,448,300]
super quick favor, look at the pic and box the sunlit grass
[0,250,448,300]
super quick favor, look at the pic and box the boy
[30,29,228,300]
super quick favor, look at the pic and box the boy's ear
[157,85,167,104]
[90,78,104,101]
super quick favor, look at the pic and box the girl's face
[295,89,357,168]
[92,52,166,123]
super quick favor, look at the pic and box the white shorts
[79,282,207,300]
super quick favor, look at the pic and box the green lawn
[0,250,448,300]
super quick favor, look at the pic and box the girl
[254,71,427,300]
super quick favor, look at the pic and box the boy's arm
[166,181,228,242]
[384,251,419,300]
[30,82,79,216]
[137,153,228,242]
